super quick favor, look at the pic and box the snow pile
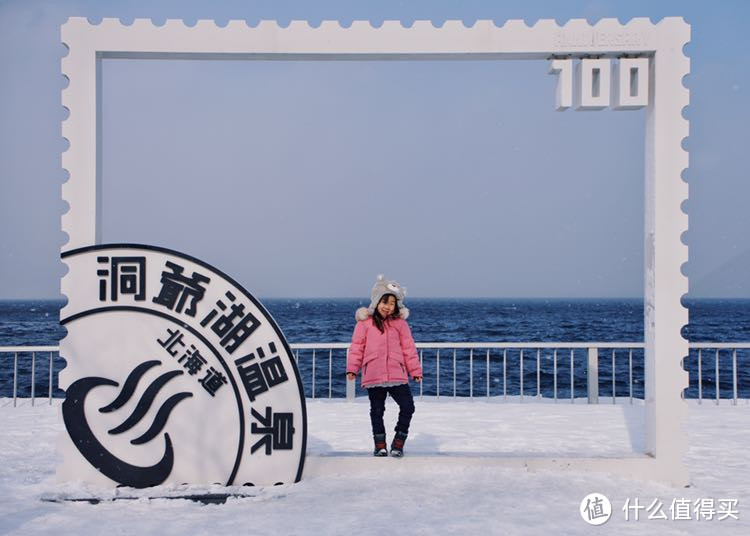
[0,398,748,535]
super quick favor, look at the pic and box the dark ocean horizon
[1,298,749,399]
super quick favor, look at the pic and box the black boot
[390,431,408,458]
[373,434,388,457]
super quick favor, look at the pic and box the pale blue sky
[1,0,748,298]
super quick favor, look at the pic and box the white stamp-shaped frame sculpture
[60,17,690,485]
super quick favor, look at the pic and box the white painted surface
[614,57,650,109]
[643,18,690,486]
[60,16,690,484]
[576,58,611,109]
[549,58,573,110]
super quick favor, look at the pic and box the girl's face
[377,294,397,318]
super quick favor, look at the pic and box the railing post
[587,347,599,404]
[346,348,354,402]
[328,349,332,399]
[628,348,633,405]
[453,349,456,398]
[31,352,36,406]
[311,349,316,400]
[520,349,524,402]
[502,349,507,401]
[469,348,474,398]
[13,352,18,407]
[486,349,490,399]
[536,348,541,398]
[733,348,738,406]
[346,376,355,402]
[715,349,720,405]
[419,349,423,399]
[49,351,54,405]
[436,349,440,399]
[553,349,558,402]
[698,349,703,404]
[570,349,574,403]
[611,348,616,405]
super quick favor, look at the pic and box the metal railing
[0,346,59,406]
[295,343,651,403]
[2,343,749,406]
[689,343,750,405]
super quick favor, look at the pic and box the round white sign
[59,244,306,488]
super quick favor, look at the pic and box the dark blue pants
[367,383,415,437]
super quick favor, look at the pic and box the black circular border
[62,243,308,484]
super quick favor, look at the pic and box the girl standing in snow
[346,275,423,457]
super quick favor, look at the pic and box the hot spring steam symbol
[62,360,193,488]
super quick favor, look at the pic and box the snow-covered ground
[1,397,747,535]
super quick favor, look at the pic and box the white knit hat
[355,274,410,321]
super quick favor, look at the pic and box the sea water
[1,298,748,399]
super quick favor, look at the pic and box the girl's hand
[346,372,356,380]
[414,376,422,382]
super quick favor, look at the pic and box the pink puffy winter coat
[347,314,423,388]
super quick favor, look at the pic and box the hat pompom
[399,306,410,320]
[355,307,371,321]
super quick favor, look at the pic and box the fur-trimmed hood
[355,306,409,322]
